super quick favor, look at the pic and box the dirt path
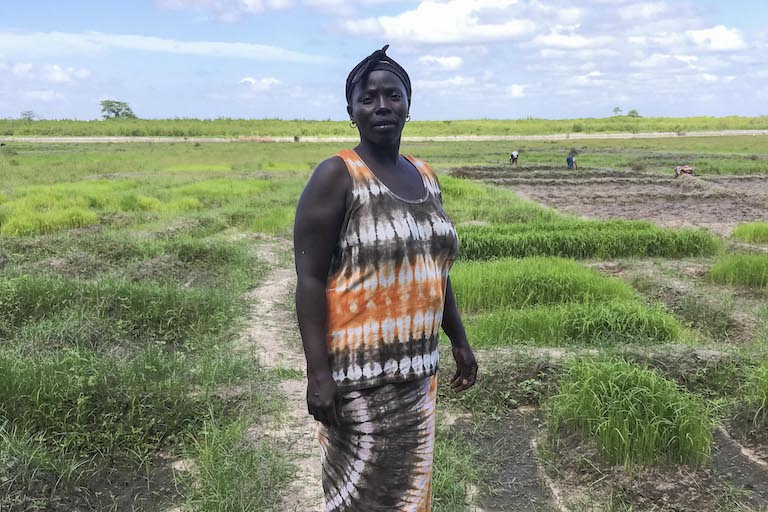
[240,242,323,512]
[4,130,768,144]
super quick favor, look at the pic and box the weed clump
[546,359,713,467]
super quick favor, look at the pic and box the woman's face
[347,70,409,144]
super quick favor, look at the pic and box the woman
[293,45,478,511]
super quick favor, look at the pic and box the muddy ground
[452,167,768,236]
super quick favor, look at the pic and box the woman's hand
[307,370,340,427]
[450,342,478,393]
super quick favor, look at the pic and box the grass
[452,258,685,347]
[732,222,768,244]
[546,359,714,467]
[741,364,768,424]
[178,417,295,512]
[2,115,768,137]
[710,254,768,288]
[432,419,483,512]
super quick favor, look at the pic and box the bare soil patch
[473,411,555,512]
[454,167,768,236]
[238,241,323,512]
[542,428,768,511]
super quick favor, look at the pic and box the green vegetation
[458,221,720,260]
[742,364,768,424]
[178,418,294,512]
[710,254,768,288]
[433,422,483,512]
[439,176,721,260]
[2,115,767,137]
[547,359,713,467]
[452,258,684,347]
[733,222,768,243]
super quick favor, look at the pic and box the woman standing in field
[293,45,478,511]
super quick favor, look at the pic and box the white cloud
[239,76,281,90]
[687,25,747,51]
[0,30,331,63]
[11,63,33,77]
[414,75,475,89]
[631,53,698,69]
[156,0,293,21]
[507,84,527,98]
[533,31,613,49]
[617,2,666,21]
[342,1,536,44]
[418,55,462,70]
[22,90,62,102]
[40,64,91,83]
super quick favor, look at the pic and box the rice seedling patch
[452,258,685,347]
[710,254,768,289]
[733,222,768,243]
[546,359,713,467]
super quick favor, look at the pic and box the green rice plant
[710,254,768,288]
[441,175,558,224]
[166,163,232,172]
[732,222,768,243]
[458,222,720,260]
[1,207,99,236]
[179,418,294,512]
[546,359,713,467]
[170,179,270,203]
[451,257,636,313]
[465,301,683,347]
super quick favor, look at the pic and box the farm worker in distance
[674,165,695,177]
[510,150,519,166]
[293,44,478,512]
[566,154,577,170]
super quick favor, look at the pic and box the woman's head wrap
[345,45,411,106]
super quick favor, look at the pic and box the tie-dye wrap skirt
[318,374,438,512]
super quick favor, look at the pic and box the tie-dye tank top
[326,149,459,391]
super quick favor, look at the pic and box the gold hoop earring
[406,115,411,122]
[349,120,356,128]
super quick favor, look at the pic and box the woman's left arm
[442,275,478,392]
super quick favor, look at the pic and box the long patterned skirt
[318,374,438,512]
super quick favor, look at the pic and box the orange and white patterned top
[326,149,459,391]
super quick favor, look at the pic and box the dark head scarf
[345,45,412,106]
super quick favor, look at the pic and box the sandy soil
[238,241,324,512]
[455,167,768,236]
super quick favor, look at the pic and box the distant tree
[612,106,622,116]
[627,109,641,118]
[20,110,36,122]
[100,100,137,119]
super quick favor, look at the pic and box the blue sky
[1,0,766,120]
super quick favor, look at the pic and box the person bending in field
[510,150,519,166]
[674,165,695,177]
[566,154,577,170]
[293,45,478,512]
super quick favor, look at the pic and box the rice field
[1,135,768,511]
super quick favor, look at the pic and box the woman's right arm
[293,157,350,427]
